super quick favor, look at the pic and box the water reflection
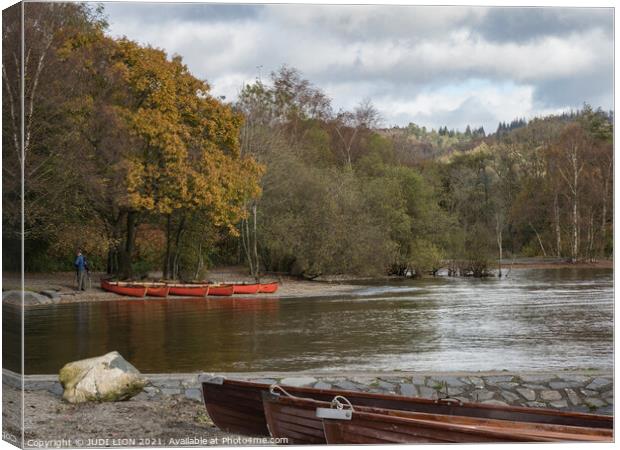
[6,268,613,374]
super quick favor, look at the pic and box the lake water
[4,268,613,374]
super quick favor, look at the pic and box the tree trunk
[120,211,137,279]
[496,214,503,277]
[554,193,561,257]
[529,222,547,257]
[163,214,172,279]
[252,204,260,282]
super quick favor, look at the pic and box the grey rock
[549,400,568,409]
[399,383,417,397]
[161,388,181,396]
[484,376,514,384]
[601,389,613,399]
[418,386,436,399]
[500,391,520,403]
[431,376,466,387]
[565,389,582,405]
[597,405,614,416]
[130,392,149,401]
[334,380,362,392]
[281,377,317,387]
[585,378,612,391]
[548,382,572,389]
[580,389,598,396]
[516,388,536,401]
[152,380,180,388]
[540,390,562,401]
[48,383,64,397]
[185,388,203,402]
[561,375,591,384]
[144,386,159,395]
[3,290,53,306]
[473,390,495,402]
[445,387,464,396]
[376,380,397,391]
[519,375,553,383]
[314,381,332,390]
[523,384,547,390]
[497,382,519,390]
[466,377,484,387]
[410,376,427,386]
[482,399,509,407]
[40,290,61,301]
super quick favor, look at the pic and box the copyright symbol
[75,439,84,446]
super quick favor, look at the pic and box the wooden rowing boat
[100,279,147,298]
[146,285,170,297]
[208,284,234,296]
[168,284,209,297]
[233,283,260,294]
[261,391,612,444]
[200,378,612,437]
[258,282,278,293]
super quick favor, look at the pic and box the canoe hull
[168,286,209,297]
[258,282,278,293]
[101,280,147,298]
[146,286,170,297]
[200,378,612,439]
[208,285,234,296]
[233,283,260,294]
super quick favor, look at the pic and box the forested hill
[2,3,613,279]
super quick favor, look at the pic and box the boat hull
[101,280,147,298]
[200,378,612,438]
[146,286,170,297]
[168,285,209,297]
[208,285,234,296]
[233,283,260,294]
[262,393,612,445]
[258,282,279,293]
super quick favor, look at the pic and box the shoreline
[2,260,612,307]
[4,368,613,447]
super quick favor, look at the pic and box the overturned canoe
[208,284,234,296]
[233,283,261,294]
[262,391,612,444]
[168,284,209,297]
[200,378,612,438]
[101,279,147,298]
[258,282,279,293]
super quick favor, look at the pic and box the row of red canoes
[201,378,612,444]
[100,279,278,298]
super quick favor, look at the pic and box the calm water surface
[4,268,613,374]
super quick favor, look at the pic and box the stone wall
[10,370,613,415]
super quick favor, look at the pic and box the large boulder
[59,351,147,403]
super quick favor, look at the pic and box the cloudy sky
[103,3,613,132]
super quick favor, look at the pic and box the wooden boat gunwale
[100,279,147,298]
[207,284,235,296]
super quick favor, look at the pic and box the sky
[102,2,614,132]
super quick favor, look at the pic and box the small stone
[185,388,202,402]
[549,400,568,409]
[418,386,436,399]
[432,377,466,387]
[376,380,397,391]
[526,402,548,408]
[519,375,553,383]
[410,376,427,386]
[497,382,519,390]
[144,386,158,394]
[548,382,571,389]
[580,389,598,396]
[482,399,509,407]
[523,384,547,390]
[565,389,582,405]
[473,390,495,402]
[601,389,613,399]
[500,391,520,403]
[161,388,181,396]
[516,388,536,401]
[585,378,612,391]
[562,375,591,384]
[280,377,317,387]
[314,381,332,390]
[399,383,417,397]
[466,377,484,387]
[540,390,562,401]
[48,383,64,397]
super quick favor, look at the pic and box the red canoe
[233,283,260,294]
[258,282,279,293]
[101,280,147,298]
[208,284,234,296]
[168,284,209,297]
[146,286,170,297]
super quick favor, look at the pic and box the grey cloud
[102,2,261,24]
[475,7,613,43]
[533,71,614,110]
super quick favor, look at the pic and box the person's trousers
[77,269,87,291]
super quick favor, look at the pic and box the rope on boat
[331,395,355,412]
[269,384,296,398]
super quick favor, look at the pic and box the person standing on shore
[74,249,88,291]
